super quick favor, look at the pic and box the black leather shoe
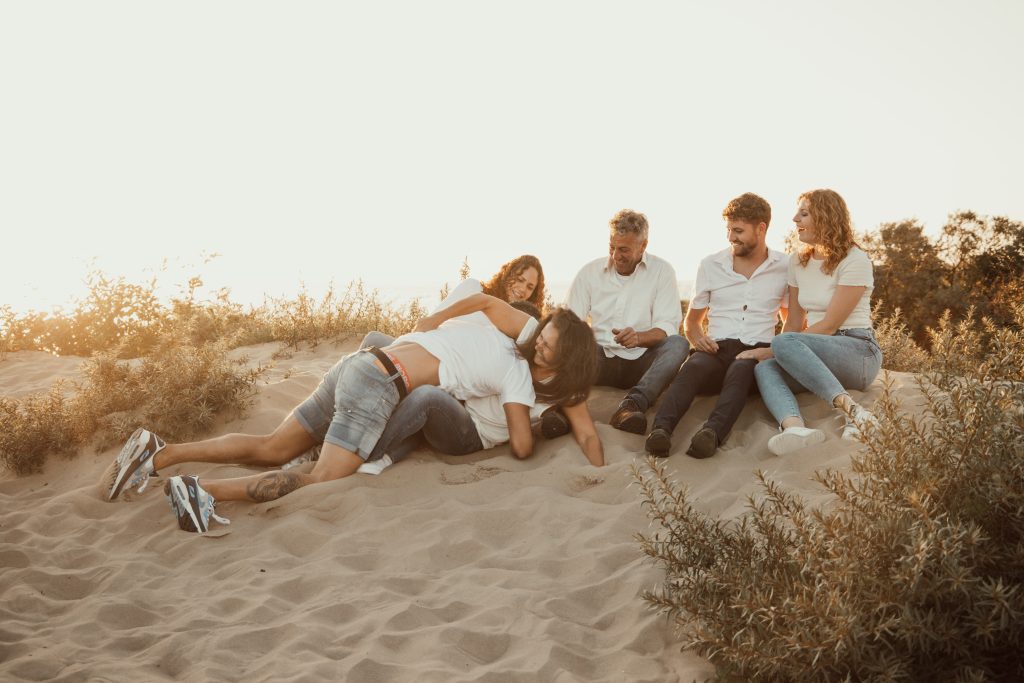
[645,428,672,457]
[540,407,571,439]
[610,398,647,434]
[686,426,719,459]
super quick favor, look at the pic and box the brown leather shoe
[686,426,718,459]
[645,428,672,457]
[610,398,646,434]
[540,407,571,439]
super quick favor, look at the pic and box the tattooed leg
[196,442,366,504]
[246,470,307,502]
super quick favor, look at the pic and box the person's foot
[540,407,571,439]
[841,405,879,441]
[610,398,646,434]
[686,426,719,459]
[106,428,165,500]
[644,428,672,457]
[767,426,826,456]
[164,475,230,534]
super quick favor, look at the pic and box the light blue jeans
[754,329,883,425]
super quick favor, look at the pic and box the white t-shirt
[464,397,551,449]
[394,278,539,406]
[690,248,789,345]
[565,252,682,360]
[788,247,874,329]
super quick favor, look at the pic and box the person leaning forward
[543,209,688,437]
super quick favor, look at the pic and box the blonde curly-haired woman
[751,189,882,455]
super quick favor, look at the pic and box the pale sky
[3,1,1023,313]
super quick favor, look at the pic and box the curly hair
[481,255,546,309]
[722,192,771,227]
[609,209,649,241]
[796,189,856,275]
[517,308,598,407]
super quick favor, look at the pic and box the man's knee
[654,334,689,358]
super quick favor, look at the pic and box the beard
[731,241,755,257]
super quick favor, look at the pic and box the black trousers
[651,338,769,444]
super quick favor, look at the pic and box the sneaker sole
[108,428,161,501]
[768,429,826,456]
[164,477,206,533]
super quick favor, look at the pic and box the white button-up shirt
[690,248,789,346]
[565,252,682,360]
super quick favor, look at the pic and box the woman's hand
[736,347,773,361]
[413,314,443,333]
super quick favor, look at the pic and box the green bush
[634,306,1024,681]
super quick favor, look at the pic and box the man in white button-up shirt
[546,209,687,436]
[645,193,788,459]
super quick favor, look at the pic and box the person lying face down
[105,294,598,533]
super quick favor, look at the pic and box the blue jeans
[367,386,484,463]
[598,335,689,411]
[754,329,883,425]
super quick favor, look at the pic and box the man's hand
[736,347,773,361]
[690,334,719,354]
[612,327,642,349]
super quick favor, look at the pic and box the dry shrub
[634,305,1024,681]
[0,338,260,475]
[873,305,929,373]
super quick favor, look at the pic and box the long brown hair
[517,308,598,406]
[482,255,546,309]
[796,189,856,275]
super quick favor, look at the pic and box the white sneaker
[842,407,879,441]
[768,426,826,456]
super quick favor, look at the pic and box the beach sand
[0,338,908,682]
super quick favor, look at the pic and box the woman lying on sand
[752,188,883,455]
[105,296,598,533]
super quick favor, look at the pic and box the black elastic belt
[364,346,408,400]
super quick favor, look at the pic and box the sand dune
[0,337,906,682]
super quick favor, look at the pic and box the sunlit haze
[3,1,1022,314]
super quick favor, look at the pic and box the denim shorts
[293,351,401,459]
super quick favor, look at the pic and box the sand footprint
[439,465,507,485]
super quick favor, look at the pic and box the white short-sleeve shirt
[788,247,874,329]
[564,252,682,360]
[690,248,789,345]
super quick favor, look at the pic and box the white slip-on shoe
[768,426,826,456]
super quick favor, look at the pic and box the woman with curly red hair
[752,189,883,455]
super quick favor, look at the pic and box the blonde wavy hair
[796,189,856,275]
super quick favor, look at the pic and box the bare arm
[414,293,530,340]
[781,286,805,333]
[802,285,866,336]
[562,401,604,466]
[503,402,535,459]
[683,305,717,354]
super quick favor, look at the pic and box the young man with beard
[645,192,789,459]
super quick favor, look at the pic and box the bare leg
[153,414,317,471]
[781,416,806,429]
[200,441,364,503]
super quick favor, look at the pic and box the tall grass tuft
[634,305,1024,681]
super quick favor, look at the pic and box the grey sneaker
[107,428,165,500]
[164,475,230,534]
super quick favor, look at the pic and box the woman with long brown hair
[751,189,883,455]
